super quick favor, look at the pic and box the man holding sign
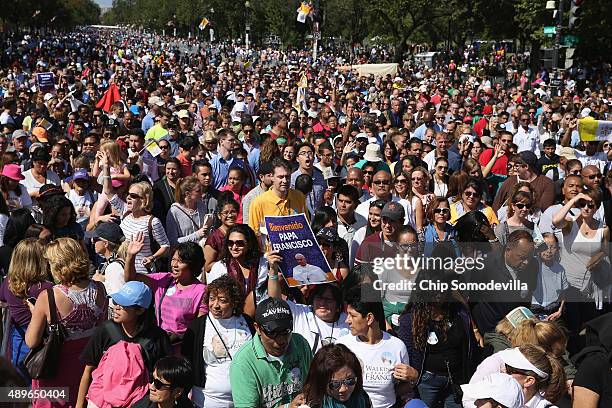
[248,158,308,241]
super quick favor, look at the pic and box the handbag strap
[47,288,59,326]
[207,315,232,360]
[173,204,200,229]
[157,283,171,327]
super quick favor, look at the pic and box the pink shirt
[148,273,207,335]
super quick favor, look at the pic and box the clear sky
[95,0,112,7]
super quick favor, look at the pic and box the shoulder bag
[24,288,67,379]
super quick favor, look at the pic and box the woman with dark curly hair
[207,224,268,310]
[182,274,256,408]
[299,343,373,408]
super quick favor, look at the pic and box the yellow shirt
[248,188,308,236]
[450,201,499,226]
[145,124,169,141]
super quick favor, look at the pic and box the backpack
[87,323,154,408]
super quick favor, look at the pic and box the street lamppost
[209,7,215,43]
[245,1,251,49]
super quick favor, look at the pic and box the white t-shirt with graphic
[192,315,253,408]
[336,332,409,408]
[286,301,350,353]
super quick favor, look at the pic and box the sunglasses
[463,191,480,198]
[128,192,143,199]
[363,171,375,175]
[261,327,292,338]
[227,239,246,248]
[514,203,532,209]
[398,243,418,251]
[586,173,602,180]
[151,378,174,390]
[373,180,390,185]
[159,145,170,150]
[433,208,450,214]
[329,377,358,390]
[577,199,596,209]
[395,179,408,184]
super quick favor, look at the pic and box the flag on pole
[295,72,308,113]
[198,17,209,30]
[578,117,612,142]
[146,140,162,157]
[96,83,122,113]
[297,2,312,23]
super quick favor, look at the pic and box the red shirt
[473,117,488,137]
[177,154,192,177]
[479,148,509,176]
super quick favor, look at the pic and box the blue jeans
[417,371,461,408]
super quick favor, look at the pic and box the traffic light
[569,0,584,29]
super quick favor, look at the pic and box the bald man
[345,167,371,203]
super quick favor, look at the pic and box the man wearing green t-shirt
[230,297,312,408]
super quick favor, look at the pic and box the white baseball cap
[461,373,524,408]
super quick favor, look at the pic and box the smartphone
[203,213,214,229]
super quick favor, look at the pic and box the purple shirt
[0,280,54,327]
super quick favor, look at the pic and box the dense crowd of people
[0,27,611,408]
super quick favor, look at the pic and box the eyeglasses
[128,192,143,200]
[151,378,174,390]
[227,239,246,248]
[298,151,314,157]
[586,173,602,180]
[220,210,238,217]
[261,327,292,338]
[514,203,532,209]
[433,208,450,214]
[398,243,418,251]
[329,377,358,390]
[159,145,170,150]
[577,199,596,209]
[463,191,480,198]
[363,170,375,175]
[373,180,390,186]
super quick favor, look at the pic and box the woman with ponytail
[470,344,567,406]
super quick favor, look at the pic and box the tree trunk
[394,37,407,63]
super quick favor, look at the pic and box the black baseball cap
[255,297,293,332]
[92,221,124,245]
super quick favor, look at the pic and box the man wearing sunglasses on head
[230,297,312,408]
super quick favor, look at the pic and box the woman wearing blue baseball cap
[76,281,172,408]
